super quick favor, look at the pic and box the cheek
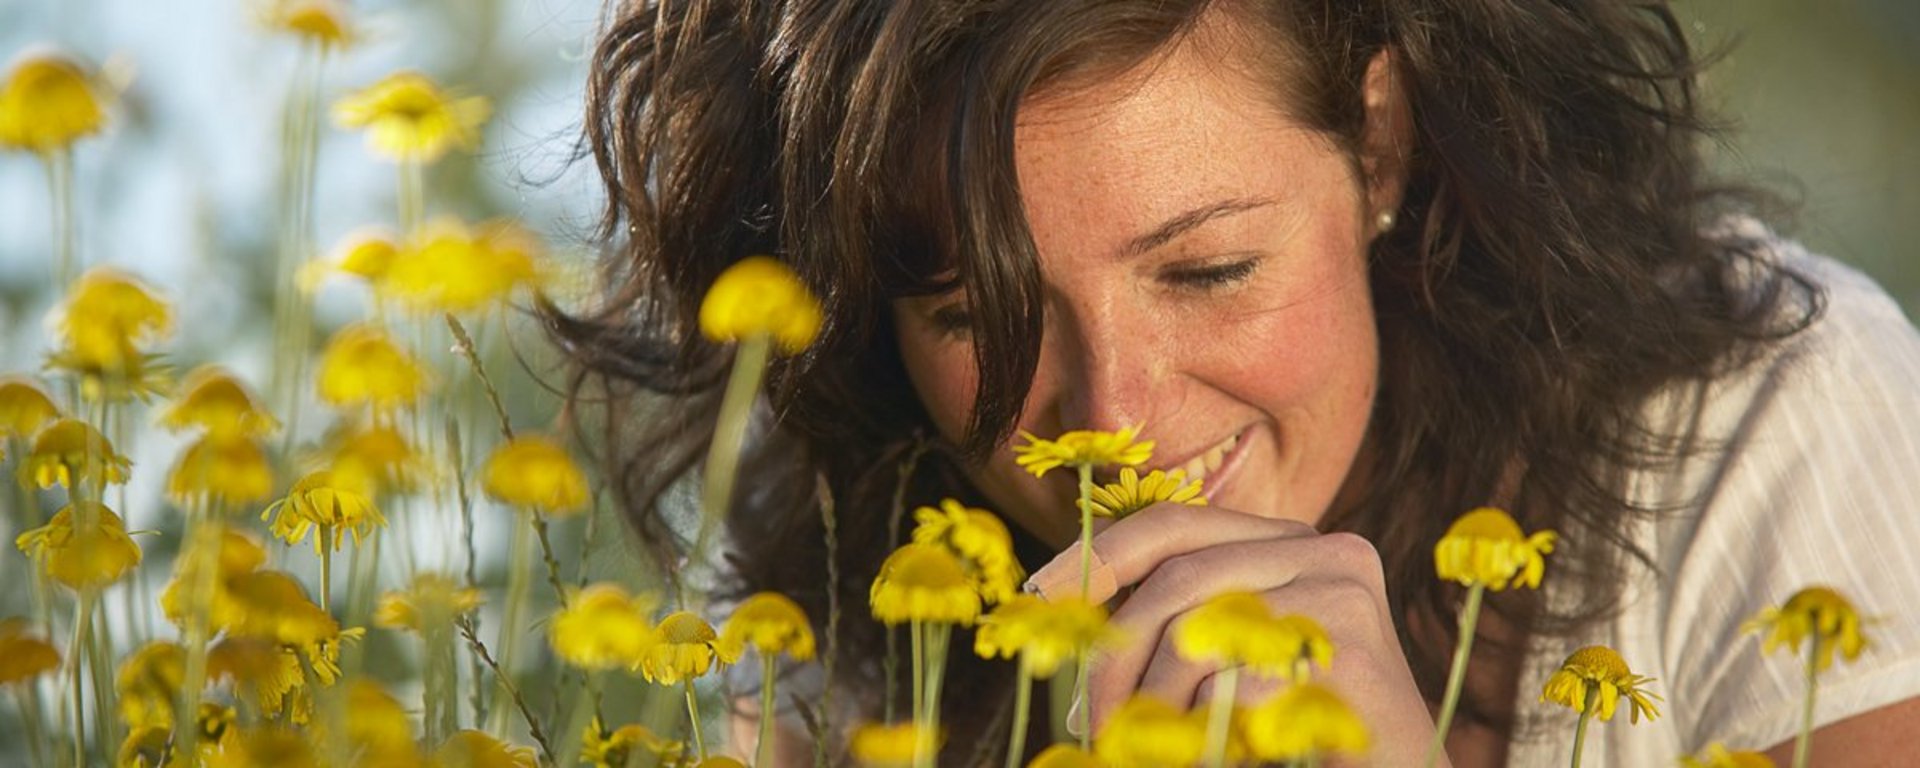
[894,326,980,443]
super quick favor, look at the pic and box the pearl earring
[1375,210,1397,233]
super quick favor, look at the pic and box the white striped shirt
[1507,224,1920,765]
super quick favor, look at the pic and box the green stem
[489,518,533,735]
[1794,641,1819,768]
[1202,666,1239,768]
[1425,584,1484,767]
[917,625,950,768]
[398,157,424,235]
[1004,655,1033,768]
[14,681,48,768]
[319,526,334,612]
[685,681,708,760]
[47,148,76,289]
[1074,463,1095,750]
[176,508,220,761]
[689,334,772,604]
[1568,689,1596,768]
[67,590,95,768]
[759,656,779,768]
[910,621,925,723]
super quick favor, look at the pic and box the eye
[1160,256,1261,291]
[928,302,973,339]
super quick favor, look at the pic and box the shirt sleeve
[1653,253,1920,754]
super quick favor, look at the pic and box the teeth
[1175,432,1239,483]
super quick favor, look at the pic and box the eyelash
[923,257,1261,339]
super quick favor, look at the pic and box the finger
[1024,502,1316,602]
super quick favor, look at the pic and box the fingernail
[1023,541,1117,603]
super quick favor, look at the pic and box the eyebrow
[1120,197,1278,258]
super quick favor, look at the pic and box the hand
[1025,502,1444,767]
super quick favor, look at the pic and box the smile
[1170,429,1244,487]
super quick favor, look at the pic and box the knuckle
[1318,531,1385,575]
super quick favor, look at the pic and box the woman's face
[893,26,1400,546]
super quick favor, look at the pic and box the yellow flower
[262,470,386,553]
[159,367,279,437]
[482,435,590,516]
[582,719,687,768]
[432,730,537,768]
[218,570,346,647]
[0,51,106,153]
[0,618,61,685]
[15,500,142,590]
[718,591,816,662]
[1083,467,1204,519]
[168,434,276,508]
[549,584,659,670]
[268,0,356,50]
[975,594,1122,678]
[159,526,268,630]
[326,421,427,495]
[1013,426,1154,478]
[207,637,304,721]
[911,498,1025,603]
[339,678,414,753]
[1680,743,1778,768]
[49,267,173,382]
[1541,645,1663,724]
[383,217,544,314]
[334,71,490,163]
[850,722,930,768]
[1433,506,1558,591]
[376,572,483,633]
[697,255,824,354]
[18,418,131,489]
[1238,681,1370,762]
[317,324,431,416]
[1171,591,1333,679]
[206,727,317,768]
[1742,585,1870,672]
[1027,745,1106,768]
[694,760,748,768]
[869,543,982,626]
[115,641,186,729]
[0,377,61,439]
[639,611,741,685]
[118,724,171,768]
[1092,694,1206,768]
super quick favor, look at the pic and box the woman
[555,0,1920,764]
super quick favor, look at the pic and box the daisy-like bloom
[975,595,1121,678]
[375,572,483,634]
[0,51,106,153]
[381,217,544,314]
[159,527,268,631]
[115,641,186,730]
[1092,695,1207,768]
[432,730,537,767]
[205,727,316,768]
[18,417,131,489]
[869,543,983,627]
[267,0,356,50]
[1083,467,1205,519]
[1013,425,1154,479]
[850,722,930,768]
[15,500,141,590]
[219,570,349,648]
[1238,681,1371,762]
[0,377,61,439]
[158,367,279,437]
[206,637,304,722]
[1541,645,1663,724]
[316,324,431,417]
[1172,591,1333,679]
[718,591,816,662]
[549,583,659,670]
[326,421,427,495]
[118,704,237,768]
[639,611,741,685]
[1433,506,1558,591]
[49,267,173,383]
[697,255,825,354]
[337,678,414,754]
[261,470,385,553]
[911,498,1025,603]
[482,434,590,516]
[1742,585,1870,673]
[582,719,687,768]
[0,618,60,686]
[1681,743,1778,768]
[333,71,490,164]
[167,434,276,509]
[1027,745,1106,768]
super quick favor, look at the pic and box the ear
[1359,49,1413,225]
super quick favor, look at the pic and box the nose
[1039,287,1164,437]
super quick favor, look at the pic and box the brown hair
[551,0,1817,759]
